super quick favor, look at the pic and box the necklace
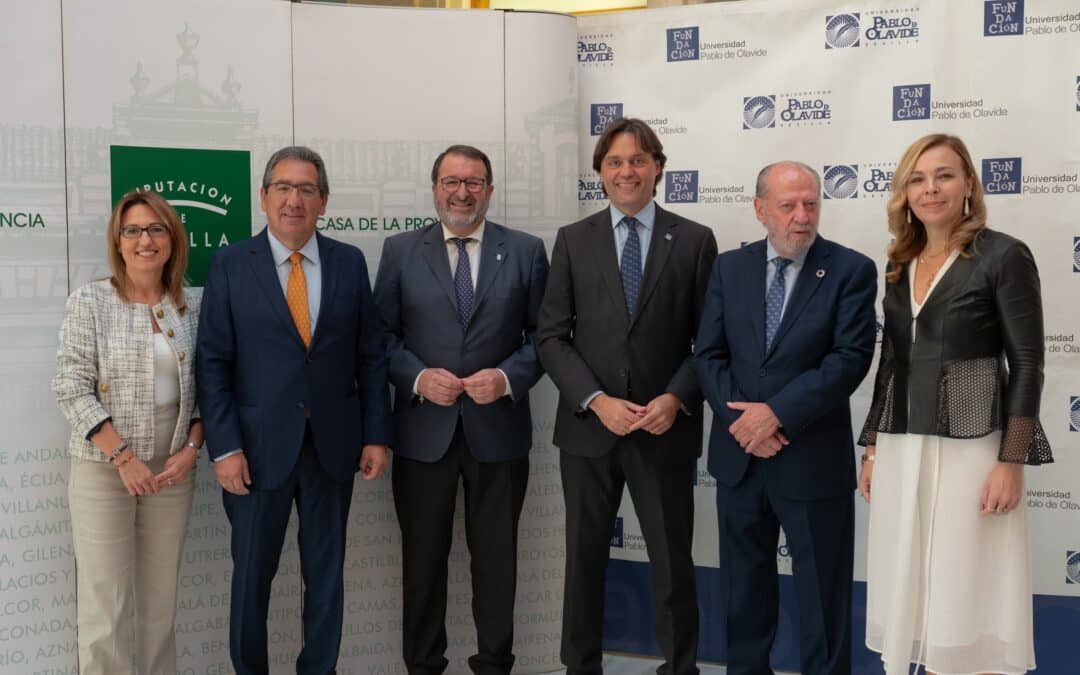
[917,245,949,264]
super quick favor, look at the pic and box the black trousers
[392,421,530,675]
[716,458,853,675]
[560,442,700,675]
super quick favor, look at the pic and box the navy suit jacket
[373,221,548,463]
[694,236,877,499]
[197,228,393,490]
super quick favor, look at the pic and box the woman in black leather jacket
[857,134,1051,675]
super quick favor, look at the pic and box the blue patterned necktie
[765,257,793,350]
[452,237,474,328]
[620,217,643,320]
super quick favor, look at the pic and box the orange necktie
[286,252,311,347]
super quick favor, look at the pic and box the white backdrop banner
[578,0,1079,671]
[0,1,574,673]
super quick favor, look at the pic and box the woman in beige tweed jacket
[52,190,203,675]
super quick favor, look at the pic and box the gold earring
[906,208,912,225]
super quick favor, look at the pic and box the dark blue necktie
[620,217,643,320]
[765,257,792,350]
[452,238,474,328]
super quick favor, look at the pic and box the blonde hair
[885,134,987,283]
[106,190,189,312]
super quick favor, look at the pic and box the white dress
[865,253,1036,675]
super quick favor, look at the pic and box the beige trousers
[68,405,195,675]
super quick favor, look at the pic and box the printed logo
[591,103,624,136]
[875,318,885,344]
[578,32,615,65]
[865,13,920,42]
[1067,550,1080,584]
[862,163,895,196]
[893,84,931,121]
[667,26,700,61]
[825,14,861,48]
[985,0,1024,36]
[1073,237,1080,273]
[823,165,859,199]
[110,145,251,286]
[1070,397,1080,432]
[665,171,699,204]
[579,175,606,202]
[743,96,776,129]
[982,157,1022,194]
[611,517,624,548]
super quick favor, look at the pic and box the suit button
[155,309,164,319]
[177,351,186,361]
[166,328,174,338]
[618,369,627,378]
[306,354,314,363]
[296,401,305,410]
[758,368,766,377]
[99,383,109,393]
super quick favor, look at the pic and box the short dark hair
[431,144,493,185]
[591,117,667,193]
[262,146,329,196]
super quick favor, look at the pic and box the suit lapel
[630,206,677,331]
[743,241,768,358]
[767,236,830,358]
[588,210,630,331]
[421,224,459,315]
[308,233,337,350]
[472,222,507,318]
[247,229,307,349]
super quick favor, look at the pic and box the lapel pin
[664,233,673,241]
[496,253,503,261]
[816,269,826,278]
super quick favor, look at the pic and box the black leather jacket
[860,228,1052,465]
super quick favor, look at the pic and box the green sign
[110,145,251,286]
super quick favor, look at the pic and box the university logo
[743,96,776,129]
[578,34,614,65]
[667,26,700,62]
[1067,551,1080,584]
[666,171,699,203]
[1070,397,1080,432]
[610,517,624,548]
[579,177,606,202]
[893,84,931,121]
[981,157,1022,194]
[110,146,251,286]
[875,318,885,344]
[823,165,859,199]
[1073,237,1080,273]
[984,0,1024,36]
[591,103,624,136]
[825,14,860,49]
[863,165,894,195]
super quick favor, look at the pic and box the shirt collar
[268,228,320,267]
[765,238,808,267]
[442,219,486,244]
[610,201,656,232]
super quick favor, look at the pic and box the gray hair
[755,161,821,198]
[261,146,330,196]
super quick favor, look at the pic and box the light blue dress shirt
[765,238,809,324]
[267,229,322,332]
[610,201,655,275]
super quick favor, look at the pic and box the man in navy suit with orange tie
[198,146,392,675]
[373,145,548,675]
[694,161,877,675]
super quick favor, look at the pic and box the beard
[435,197,487,233]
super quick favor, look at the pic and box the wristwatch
[185,440,201,459]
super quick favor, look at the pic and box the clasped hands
[588,392,681,437]
[417,367,506,406]
[726,401,788,458]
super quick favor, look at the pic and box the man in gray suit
[373,144,549,675]
[537,118,717,674]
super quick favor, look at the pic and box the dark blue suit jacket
[197,228,393,490]
[373,221,548,463]
[694,236,877,499]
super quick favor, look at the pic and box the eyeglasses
[267,181,322,199]
[119,224,170,239]
[438,177,488,193]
